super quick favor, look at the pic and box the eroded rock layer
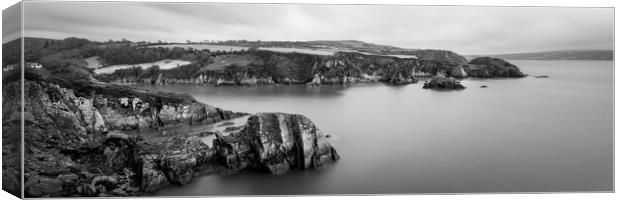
[214,113,340,174]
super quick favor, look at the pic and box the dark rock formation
[2,79,22,198]
[98,51,419,86]
[138,135,220,191]
[98,52,526,87]
[12,80,245,197]
[463,57,526,78]
[423,76,466,90]
[214,113,340,174]
[12,80,339,197]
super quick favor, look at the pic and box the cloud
[21,2,613,54]
[3,2,22,42]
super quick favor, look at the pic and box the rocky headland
[2,37,530,197]
[6,78,339,197]
[463,57,526,78]
[97,51,525,87]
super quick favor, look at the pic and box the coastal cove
[128,60,613,195]
[3,3,614,198]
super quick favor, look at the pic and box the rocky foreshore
[10,80,339,197]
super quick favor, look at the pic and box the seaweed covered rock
[214,113,340,174]
[423,76,465,90]
[464,57,526,78]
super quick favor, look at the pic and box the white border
[0,0,617,200]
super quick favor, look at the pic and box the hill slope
[475,50,613,60]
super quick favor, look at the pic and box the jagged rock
[152,136,217,185]
[92,175,119,190]
[138,155,169,192]
[464,57,526,78]
[448,65,468,78]
[15,80,245,197]
[214,113,340,174]
[384,73,416,85]
[103,131,137,171]
[14,79,339,197]
[25,176,63,197]
[306,74,322,86]
[423,76,466,90]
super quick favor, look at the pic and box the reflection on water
[131,60,613,195]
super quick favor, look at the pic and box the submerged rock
[423,76,466,90]
[214,113,340,174]
[534,75,549,78]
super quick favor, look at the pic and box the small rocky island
[423,76,465,90]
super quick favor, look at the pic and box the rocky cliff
[98,51,525,87]
[2,80,22,198]
[98,51,422,86]
[18,80,245,197]
[464,57,526,78]
[213,113,340,174]
[10,80,339,197]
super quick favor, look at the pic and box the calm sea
[132,60,613,195]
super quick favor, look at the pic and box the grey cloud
[21,2,613,54]
[3,2,22,43]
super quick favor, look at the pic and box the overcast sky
[9,2,614,54]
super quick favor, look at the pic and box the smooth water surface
[133,60,613,195]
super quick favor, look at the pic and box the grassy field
[84,56,104,69]
[257,47,335,55]
[94,59,192,74]
[202,54,259,71]
[150,44,249,52]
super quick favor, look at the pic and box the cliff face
[25,81,242,131]
[2,80,22,198]
[464,57,526,78]
[99,51,524,87]
[16,80,243,197]
[14,80,339,197]
[99,51,423,86]
[213,113,340,174]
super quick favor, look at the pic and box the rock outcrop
[463,57,526,78]
[13,80,246,197]
[2,80,22,198]
[12,79,339,197]
[213,113,340,174]
[98,52,526,87]
[98,51,419,86]
[423,76,466,90]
